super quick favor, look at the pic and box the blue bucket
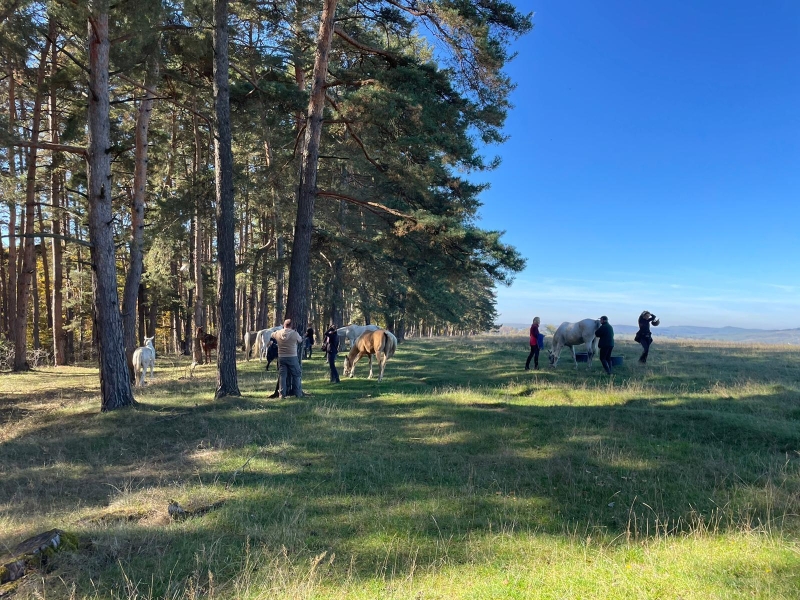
[537,333,545,348]
[610,356,624,366]
[575,353,589,363]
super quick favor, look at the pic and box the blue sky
[476,0,800,329]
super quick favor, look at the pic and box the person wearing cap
[525,317,541,370]
[271,319,307,398]
[595,316,615,374]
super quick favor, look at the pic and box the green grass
[1,336,799,598]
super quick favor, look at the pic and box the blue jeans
[279,355,303,398]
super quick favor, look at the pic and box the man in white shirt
[271,319,306,398]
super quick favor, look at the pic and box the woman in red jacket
[525,317,541,370]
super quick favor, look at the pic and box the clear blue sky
[477,0,800,329]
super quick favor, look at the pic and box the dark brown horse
[196,327,217,363]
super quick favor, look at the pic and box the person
[302,326,315,359]
[322,325,340,383]
[635,310,660,364]
[271,319,306,398]
[264,338,278,371]
[525,317,541,370]
[595,315,615,374]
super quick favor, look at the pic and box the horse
[132,336,156,386]
[548,319,601,368]
[343,328,397,381]
[243,330,258,361]
[196,327,217,364]
[337,324,380,350]
[254,325,283,360]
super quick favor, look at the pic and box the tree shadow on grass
[2,339,800,596]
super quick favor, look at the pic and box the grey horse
[548,319,601,368]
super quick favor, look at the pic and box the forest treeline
[0,0,531,407]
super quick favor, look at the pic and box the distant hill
[494,323,800,345]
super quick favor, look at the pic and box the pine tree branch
[325,96,387,172]
[333,26,398,67]
[12,140,87,158]
[116,74,213,127]
[317,191,415,222]
[0,232,92,248]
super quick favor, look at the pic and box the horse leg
[367,354,374,379]
[378,351,387,381]
[571,345,578,369]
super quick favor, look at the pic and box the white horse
[243,330,258,361]
[253,325,283,360]
[343,328,397,381]
[337,324,380,350]
[132,336,156,386]
[548,319,600,368]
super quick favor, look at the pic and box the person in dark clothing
[635,311,660,364]
[595,316,615,374]
[303,327,315,359]
[322,325,340,383]
[265,338,278,371]
[525,317,541,370]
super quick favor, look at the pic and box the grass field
[1,336,799,599]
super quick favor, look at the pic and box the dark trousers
[328,351,340,382]
[599,346,613,373]
[525,344,540,369]
[638,335,652,363]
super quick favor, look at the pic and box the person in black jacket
[635,311,660,364]
[595,316,615,374]
[322,325,340,383]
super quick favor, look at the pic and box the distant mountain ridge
[496,323,800,345]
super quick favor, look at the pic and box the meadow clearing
[1,336,798,599]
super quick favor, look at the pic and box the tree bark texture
[87,4,135,410]
[285,0,337,338]
[212,0,240,398]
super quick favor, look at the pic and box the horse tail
[383,331,397,359]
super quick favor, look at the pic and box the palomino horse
[548,319,600,368]
[196,327,217,364]
[343,328,397,381]
[337,324,380,350]
[132,336,156,386]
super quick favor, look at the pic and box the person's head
[600,316,609,323]
[283,318,293,329]
[328,325,337,333]
[533,317,540,326]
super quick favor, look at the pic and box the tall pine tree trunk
[192,114,205,363]
[122,55,158,381]
[285,0,337,337]
[87,2,135,410]
[13,32,51,370]
[212,0,239,398]
[7,71,17,342]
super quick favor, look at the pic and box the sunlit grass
[1,336,799,598]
